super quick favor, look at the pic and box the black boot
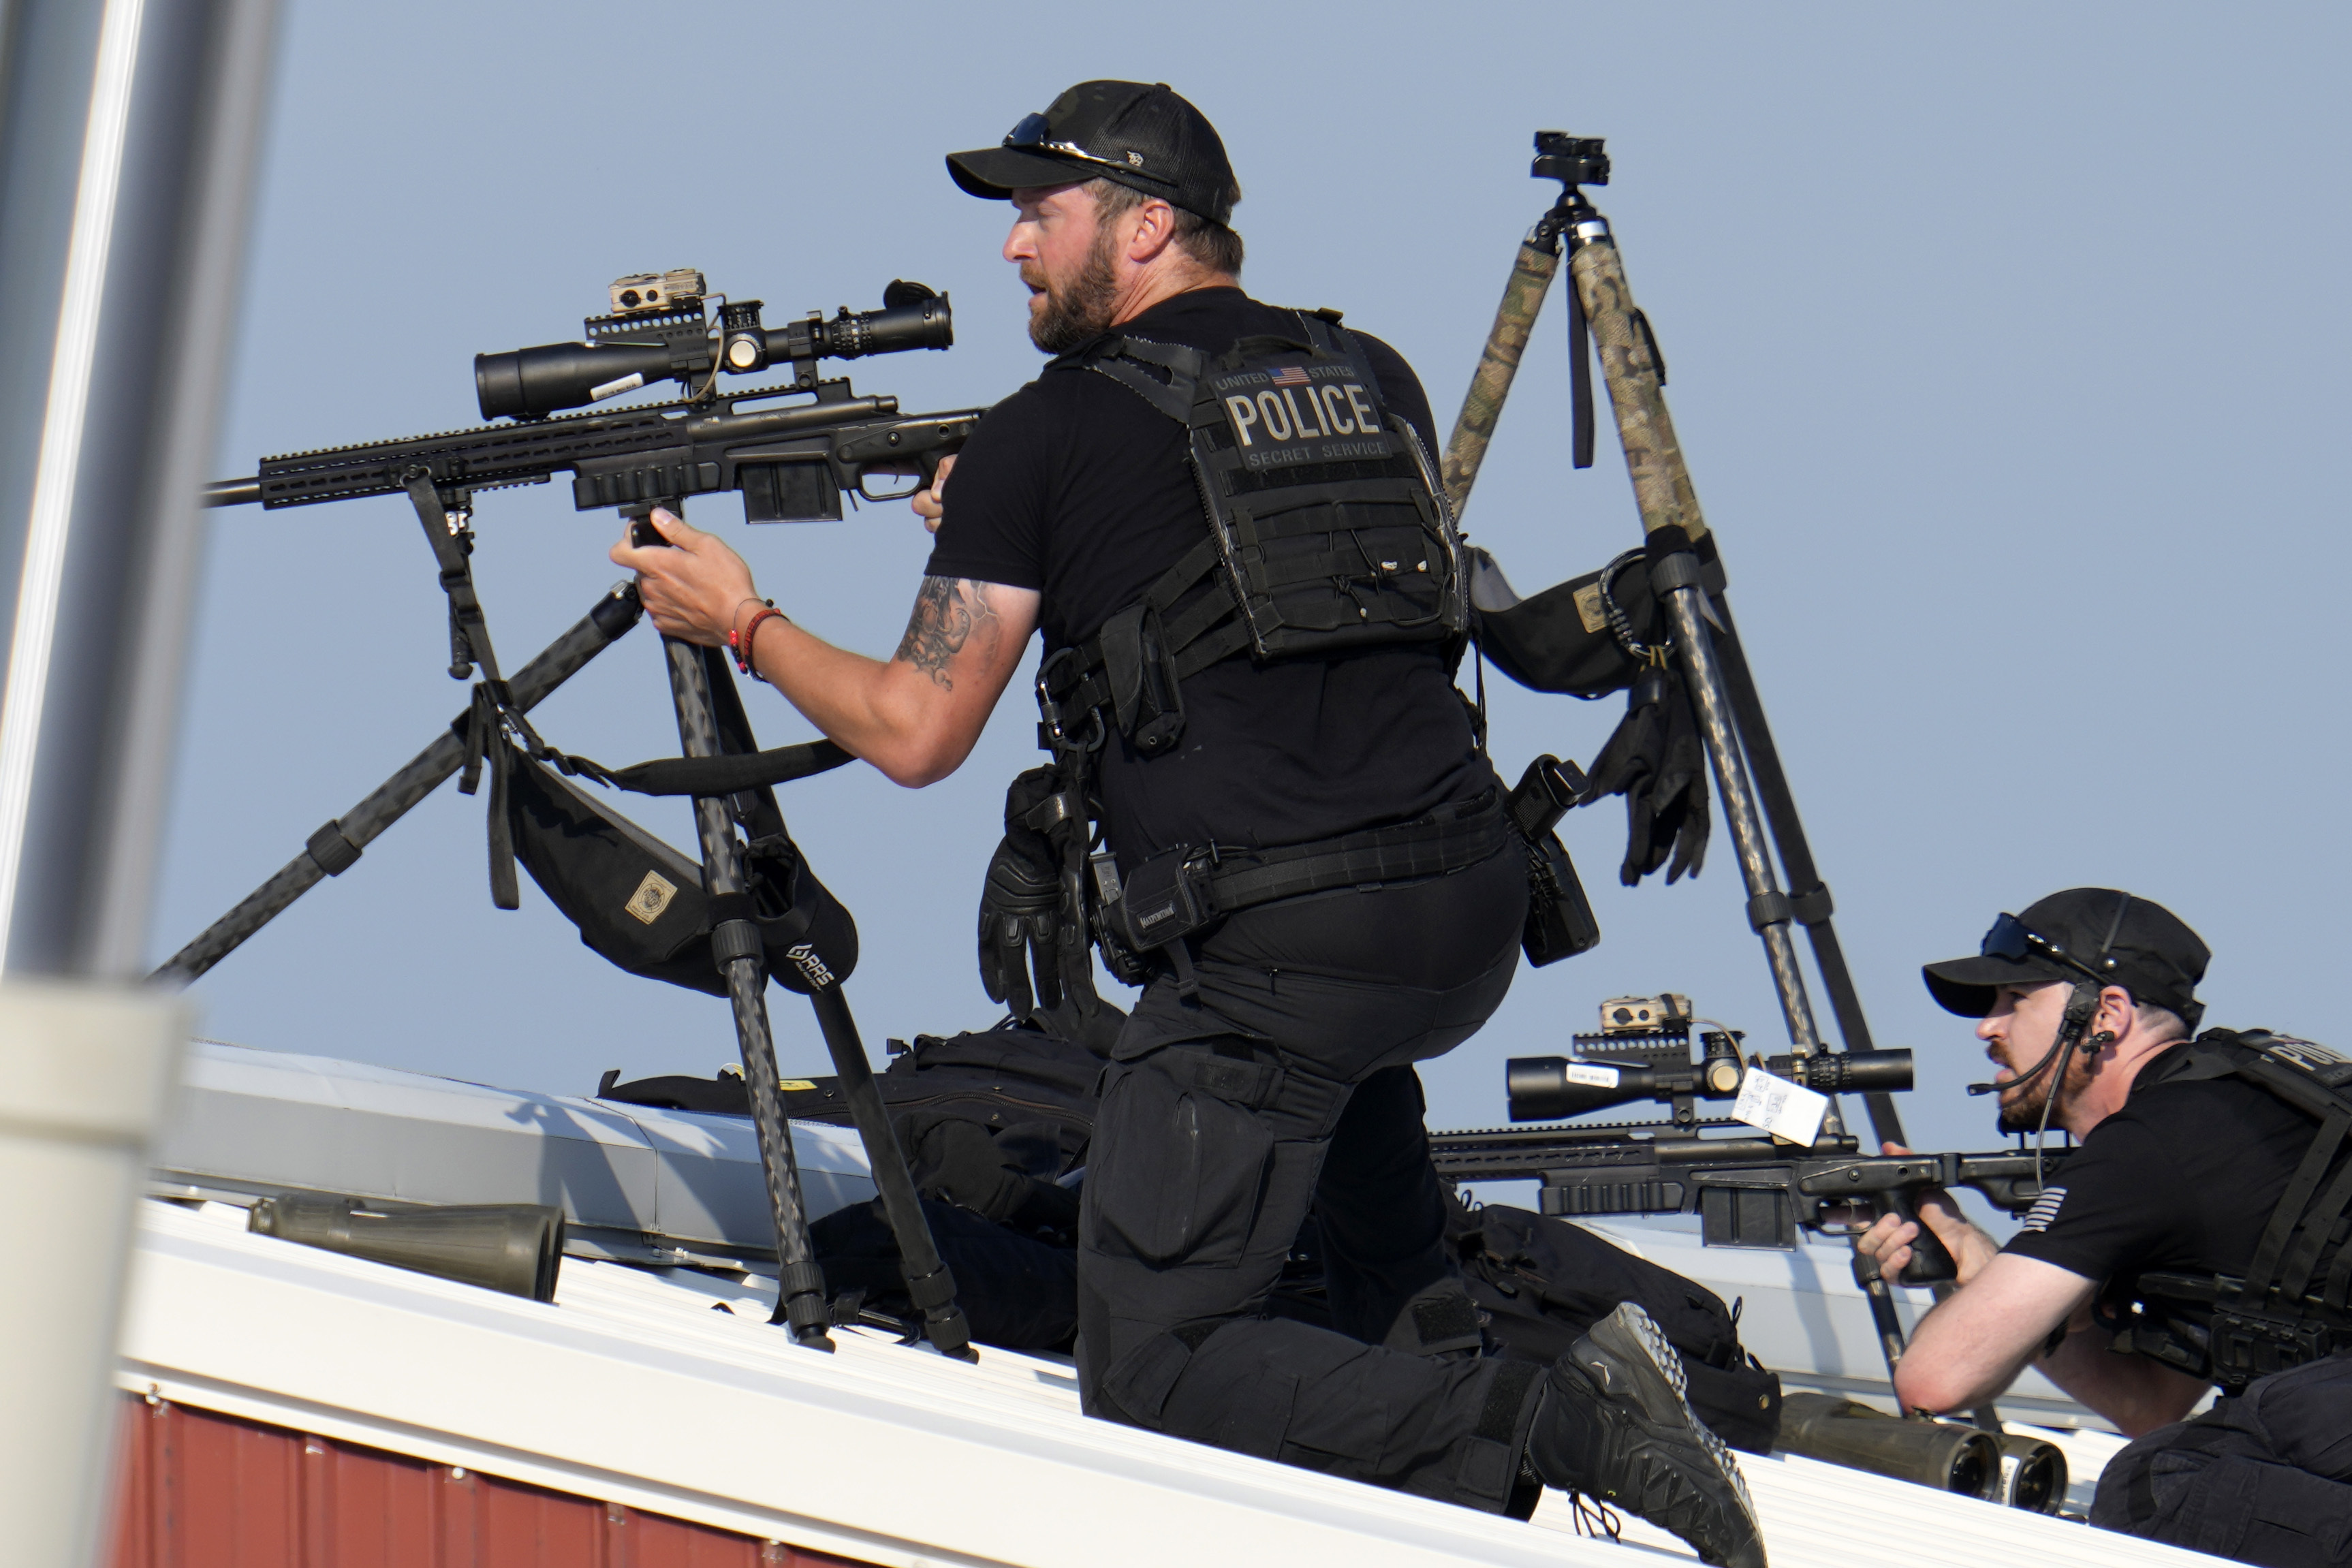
[1524,1303,1766,1568]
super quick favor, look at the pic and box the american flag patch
[1268,364,1310,386]
[2020,1187,2068,1232]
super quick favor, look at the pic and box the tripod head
[1532,132,1609,191]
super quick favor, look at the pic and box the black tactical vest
[2112,1029,2352,1391]
[1048,309,1468,757]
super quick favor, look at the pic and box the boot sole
[1582,1304,1761,1537]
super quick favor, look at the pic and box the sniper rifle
[204,272,980,523]
[1425,996,2067,1285]
[1428,1123,2069,1287]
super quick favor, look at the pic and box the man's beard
[1994,1041,2095,1133]
[1026,228,1121,354]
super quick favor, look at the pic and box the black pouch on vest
[1110,849,1217,954]
[1523,832,1601,967]
[1507,755,1601,967]
[1097,603,1187,755]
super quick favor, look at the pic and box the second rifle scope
[1507,1047,1914,1122]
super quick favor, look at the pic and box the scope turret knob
[725,336,760,370]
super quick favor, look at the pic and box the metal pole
[661,628,834,1349]
[151,584,644,985]
[0,0,281,977]
[0,0,281,1562]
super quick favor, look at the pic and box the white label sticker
[1731,1066,1830,1146]
[589,371,646,403]
[1563,1063,1622,1088]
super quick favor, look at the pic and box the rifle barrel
[206,477,259,507]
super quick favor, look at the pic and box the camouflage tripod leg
[1439,241,1561,518]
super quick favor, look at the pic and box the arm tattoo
[894,576,1000,689]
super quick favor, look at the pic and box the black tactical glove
[978,767,1083,1020]
[1583,664,1710,885]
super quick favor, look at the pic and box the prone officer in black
[614,80,1761,1567]
[1860,889,2352,1566]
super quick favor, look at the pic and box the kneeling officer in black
[1861,889,2352,1567]
[615,80,1760,1566]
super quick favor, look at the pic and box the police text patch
[1208,357,1398,472]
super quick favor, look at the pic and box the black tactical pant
[1073,869,1543,1514]
[2092,1351,2352,1567]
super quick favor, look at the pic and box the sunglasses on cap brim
[1003,112,1176,185]
[1980,912,2116,988]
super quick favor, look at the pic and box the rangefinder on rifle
[204,271,980,524]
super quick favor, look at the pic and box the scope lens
[476,341,674,420]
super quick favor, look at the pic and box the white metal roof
[121,1192,2216,1568]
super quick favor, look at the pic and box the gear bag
[1441,1195,1783,1455]
[501,644,858,997]
[506,753,858,997]
[1469,546,1661,700]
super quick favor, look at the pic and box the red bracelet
[728,603,784,677]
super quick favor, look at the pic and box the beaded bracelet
[727,600,784,677]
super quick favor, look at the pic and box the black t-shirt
[2001,1039,2313,1314]
[924,286,1490,871]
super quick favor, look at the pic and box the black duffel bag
[1445,1195,1783,1454]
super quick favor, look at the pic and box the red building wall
[106,1394,883,1568]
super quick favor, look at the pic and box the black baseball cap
[1922,888,2209,1029]
[947,80,1238,228]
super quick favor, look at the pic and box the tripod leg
[663,636,833,1349]
[151,584,643,986]
[1654,586,1823,1053]
[1439,238,1561,516]
[1708,599,1910,1148]
[803,983,975,1360]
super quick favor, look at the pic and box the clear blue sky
[153,1,2351,1217]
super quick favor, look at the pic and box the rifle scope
[475,277,952,422]
[1507,1046,1913,1122]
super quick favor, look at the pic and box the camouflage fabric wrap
[1440,241,1560,517]
[1567,238,1709,543]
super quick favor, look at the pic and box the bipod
[151,582,645,985]
[638,507,975,1361]
[1443,135,1992,1420]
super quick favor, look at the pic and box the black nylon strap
[594,740,853,797]
[486,728,518,911]
[1202,798,1508,914]
[2242,1107,2351,1303]
[1170,621,1254,683]
[2277,1154,2352,1301]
